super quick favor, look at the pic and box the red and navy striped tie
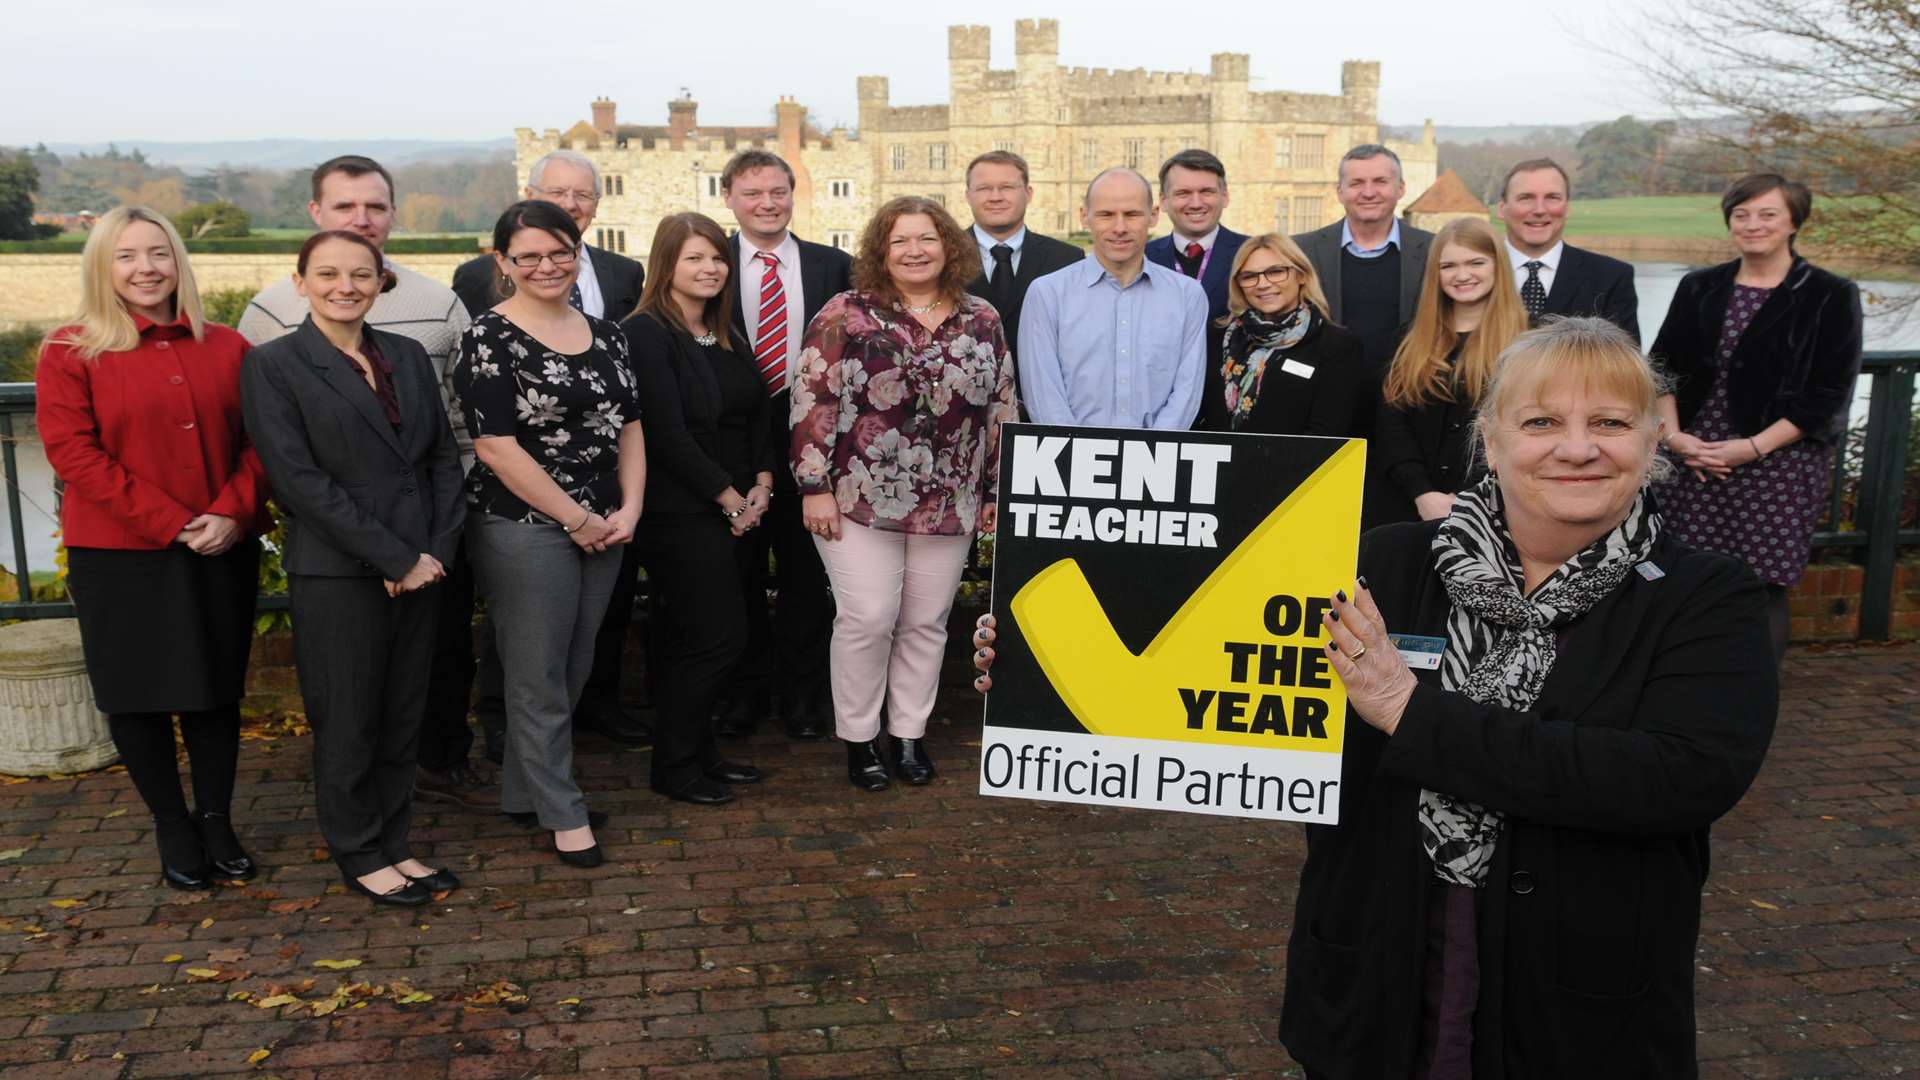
[754,251,787,394]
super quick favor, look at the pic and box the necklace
[903,298,942,315]
[693,331,716,346]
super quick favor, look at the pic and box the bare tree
[1633,0,1920,295]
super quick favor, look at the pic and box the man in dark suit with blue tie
[1496,158,1640,343]
[1144,149,1248,326]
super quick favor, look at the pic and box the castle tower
[667,95,697,150]
[948,24,991,125]
[1013,18,1059,124]
[1341,61,1381,126]
[1209,53,1251,125]
[775,97,815,236]
[590,97,617,138]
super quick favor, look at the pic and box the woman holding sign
[977,318,1777,1078]
[791,195,1015,792]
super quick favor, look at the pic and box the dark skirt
[65,542,261,714]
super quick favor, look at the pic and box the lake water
[3,262,1916,581]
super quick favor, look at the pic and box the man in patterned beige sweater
[236,155,495,814]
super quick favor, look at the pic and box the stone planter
[0,618,115,776]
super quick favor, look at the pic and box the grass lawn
[1554,195,1727,239]
[248,227,486,240]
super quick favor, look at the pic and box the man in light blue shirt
[1018,168,1209,430]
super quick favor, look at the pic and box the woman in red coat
[36,206,270,890]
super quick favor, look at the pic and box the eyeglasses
[503,248,579,269]
[1235,265,1298,287]
[536,187,600,204]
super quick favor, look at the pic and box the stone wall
[0,252,473,329]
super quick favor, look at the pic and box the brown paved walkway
[0,642,1913,1079]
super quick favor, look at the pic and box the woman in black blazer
[1653,173,1864,661]
[241,230,466,907]
[621,213,771,807]
[1200,232,1369,438]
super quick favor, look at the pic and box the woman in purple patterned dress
[790,195,1015,792]
[1653,174,1864,660]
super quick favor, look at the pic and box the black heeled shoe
[153,815,213,891]
[889,737,937,785]
[340,868,432,907]
[845,739,890,792]
[703,761,763,785]
[191,809,257,882]
[552,835,604,868]
[402,867,461,892]
[507,809,608,829]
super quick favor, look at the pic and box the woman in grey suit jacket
[241,230,467,907]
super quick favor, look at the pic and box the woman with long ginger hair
[1372,217,1529,525]
[36,206,271,890]
[620,212,771,806]
[791,195,1015,791]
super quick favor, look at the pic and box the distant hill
[1384,122,1602,145]
[31,139,514,172]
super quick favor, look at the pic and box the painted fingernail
[1328,610,1340,622]
[1327,641,1339,653]
[1336,589,1347,603]
[1357,575,1370,590]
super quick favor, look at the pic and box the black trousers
[638,515,749,788]
[418,537,505,771]
[728,485,834,715]
[288,574,437,877]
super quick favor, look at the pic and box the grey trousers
[467,512,623,830]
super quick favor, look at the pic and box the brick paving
[0,639,1914,1078]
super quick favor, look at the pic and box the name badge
[1635,561,1666,582]
[1280,358,1315,380]
[1389,633,1446,670]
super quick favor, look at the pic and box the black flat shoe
[785,714,827,740]
[191,809,257,882]
[340,869,432,907]
[507,809,608,829]
[703,761,763,785]
[654,776,736,805]
[889,737,937,785]
[845,739,890,792]
[402,867,461,892]
[153,816,213,891]
[553,839,604,868]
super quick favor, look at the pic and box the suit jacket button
[400,467,414,477]
[1509,870,1536,895]
[402,485,417,495]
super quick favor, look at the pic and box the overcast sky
[6,0,1665,145]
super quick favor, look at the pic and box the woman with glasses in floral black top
[452,200,645,869]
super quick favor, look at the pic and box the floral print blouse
[790,291,1014,535]
[452,310,640,522]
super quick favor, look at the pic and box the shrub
[0,325,46,382]
[201,287,257,329]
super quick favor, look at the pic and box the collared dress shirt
[974,223,1027,278]
[1507,239,1564,299]
[574,243,606,319]
[736,232,804,393]
[1341,218,1404,259]
[1172,225,1221,276]
[1016,257,1209,430]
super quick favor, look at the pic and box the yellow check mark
[1008,439,1363,751]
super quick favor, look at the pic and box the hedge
[0,236,481,255]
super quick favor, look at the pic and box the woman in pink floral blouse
[790,195,1016,792]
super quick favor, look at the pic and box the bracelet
[724,504,746,519]
[563,511,592,533]
[1749,437,1766,460]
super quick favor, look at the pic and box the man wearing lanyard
[1145,149,1248,328]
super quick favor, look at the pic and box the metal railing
[2,354,1916,636]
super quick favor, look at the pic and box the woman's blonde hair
[1382,217,1526,409]
[1220,233,1331,326]
[42,206,206,362]
[1473,315,1674,483]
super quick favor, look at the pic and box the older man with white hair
[452,150,645,321]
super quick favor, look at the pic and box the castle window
[994,140,1015,154]
[1295,134,1326,171]
[615,229,627,254]
[1274,198,1291,234]
[891,144,907,171]
[829,179,853,199]
[829,231,854,251]
[929,143,949,171]
[706,174,721,198]
[1058,105,1069,123]
[1292,196,1323,231]
[1123,139,1144,170]
[1082,140,1098,170]
[1273,136,1293,169]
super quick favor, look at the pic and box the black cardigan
[1279,520,1776,1080]
[1198,316,1371,438]
[1369,342,1483,524]
[621,312,771,516]
[1651,256,1864,445]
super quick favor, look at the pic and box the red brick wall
[1789,559,1920,642]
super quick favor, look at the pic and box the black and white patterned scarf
[1419,476,1661,886]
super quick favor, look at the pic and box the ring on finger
[1348,643,1368,660]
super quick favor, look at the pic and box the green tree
[1573,117,1671,198]
[174,200,252,238]
[0,151,41,241]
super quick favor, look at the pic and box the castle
[513,20,1438,262]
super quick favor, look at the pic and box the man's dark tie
[1178,241,1205,278]
[567,282,585,313]
[1521,261,1547,320]
[989,244,1014,305]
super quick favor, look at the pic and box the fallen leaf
[1751,899,1780,911]
[997,1045,1016,1056]
[267,897,321,914]
[104,808,127,819]
[395,991,433,1004]
[1006,1009,1023,1016]
[208,948,247,964]
[308,848,330,863]
[227,990,252,1002]
[0,847,25,861]
[491,901,516,912]
[185,968,222,978]
[652,838,682,846]
[198,918,215,929]
[246,1048,271,1065]
[557,997,581,1005]
[162,954,183,963]
[734,967,752,974]
[254,993,300,1009]
[241,888,283,901]
[312,958,362,970]
[309,997,342,1017]
[49,899,87,909]
[276,943,303,960]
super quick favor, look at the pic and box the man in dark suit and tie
[718,149,854,740]
[448,148,653,750]
[962,150,1083,367]
[1144,149,1247,326]
[1497,158,1640,342]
